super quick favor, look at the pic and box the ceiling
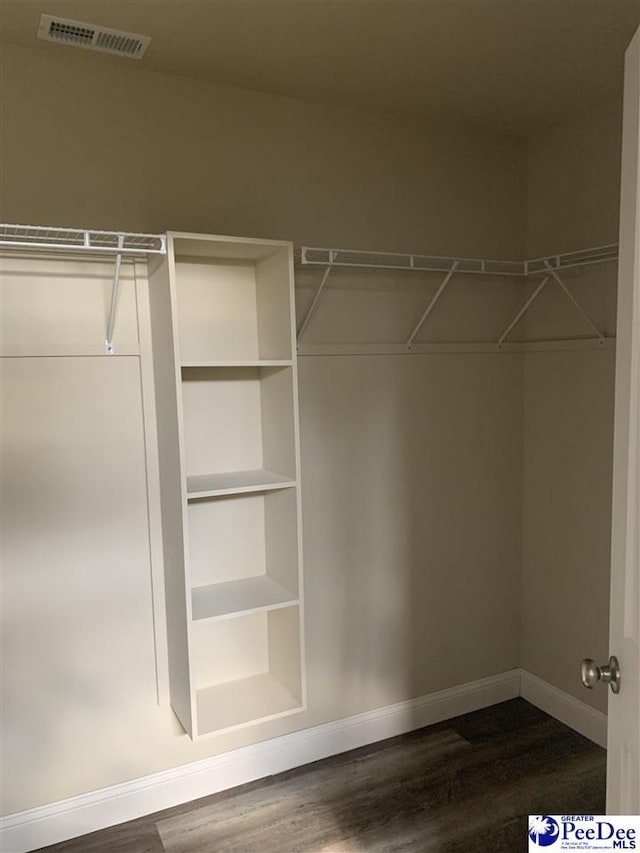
[1,0,639,135]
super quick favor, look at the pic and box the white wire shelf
[295,242,618,351]
[0,223,166,255]
[525,244,619,275]
[297,246,524,276]
[296,244,619,277]
[0,222,167,355]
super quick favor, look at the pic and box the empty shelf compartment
[181,365,297,481]
[187,489,299,607]
[196,672,301,735]
[173,245,293,362]
[192,606,303,736]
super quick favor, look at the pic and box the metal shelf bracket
[406,261,459,349]
[543,261,606,344]
[296,253,334,344]
[497,276,550,349]
[105,235,125,355]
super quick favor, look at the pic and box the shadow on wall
[0,354,164,812]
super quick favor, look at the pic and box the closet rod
[297,339,616,357]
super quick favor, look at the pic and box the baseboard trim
[4,670,605,852]
[519,668,607,748]
[0,670,520,853]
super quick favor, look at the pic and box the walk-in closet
[1,3,639,851]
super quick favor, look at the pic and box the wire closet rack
[295,243,620,354]
[0,223,167,354]
[0,225,619,356]
[0,223,166,254]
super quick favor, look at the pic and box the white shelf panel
[172,232,290,262]
[196,672,301,735]
[191,576,298,621]
[181,360,293,368]
[186,469,296,498]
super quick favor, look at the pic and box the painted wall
[1,43,525,813]
[526,103,623,256]
[1,43,524,258]
[521,104,622,713]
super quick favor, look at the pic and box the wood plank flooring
[35,699,605,853]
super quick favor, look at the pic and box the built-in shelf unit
[148,231,305,739]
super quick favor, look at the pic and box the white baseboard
[519,668,607,748]
[0,670,520,853]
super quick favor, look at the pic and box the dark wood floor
[36,699,605,853]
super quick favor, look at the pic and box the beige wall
[521,105,622,712]
[521,350,615,713]
[299,352,523,718]
[526,103,623,257]
[1,44,526,813]
[1,43,524,257]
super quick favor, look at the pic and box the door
[607,26,640,814]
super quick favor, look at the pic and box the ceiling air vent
[37,14,151,59]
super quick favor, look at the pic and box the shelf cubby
[173,235,294,363]
[181,365,296,482]
[192,606,303,736]
[188,488,299,621]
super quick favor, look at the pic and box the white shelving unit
[148,231,305,739]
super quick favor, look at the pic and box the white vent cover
[37,14,151,59]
